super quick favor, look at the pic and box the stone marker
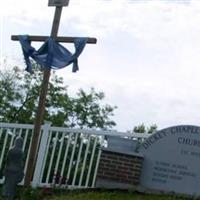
[3,137,24,199]
[107,135,138,154]
[138,125,200,197]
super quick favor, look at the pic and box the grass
[44,190,189,200]
[0,186,191,200]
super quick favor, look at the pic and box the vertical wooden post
[24,6,63,186]
[11,0,96,187]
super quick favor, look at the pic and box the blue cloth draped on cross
[18,35,88,73]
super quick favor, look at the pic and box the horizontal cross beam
[11,35,97,44]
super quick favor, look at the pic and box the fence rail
[0,122,149,188]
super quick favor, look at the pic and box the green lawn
[2,187,189,200]
[45,191,188,200]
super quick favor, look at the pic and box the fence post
[31,122,51,187]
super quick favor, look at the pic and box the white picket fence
[0,122,149,188]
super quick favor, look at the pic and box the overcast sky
[1,0,200,131]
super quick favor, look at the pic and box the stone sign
[107,135,138,155]
[138,125,200,197]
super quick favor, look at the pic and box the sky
[1,0,200,132]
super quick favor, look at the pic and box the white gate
[0,122,149,188]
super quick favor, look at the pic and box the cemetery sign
[138,125,200,197]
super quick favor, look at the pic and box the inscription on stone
[138,125,200,197]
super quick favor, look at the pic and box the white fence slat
[0,128,3,140]
[22,129,29,151]
[60,133,72,179]
[0,123,33,129]
[18,128,23,137]
[46,131,59,183]
[85,136,98,187]
[49,126,150,138]
[9,128,16,149]
[23,129,34,175]
[72,136,84,186]
[66,133,79,180]
[39,131,52,184]
[0,133,9,169]
[92,145,102,187]
[0,122,150,138]
[78,135,91,186]
[53,133,65,184]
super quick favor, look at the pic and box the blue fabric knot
[18,35,88,73]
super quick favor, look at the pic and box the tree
[133,123,157,134]
[0,65,117,130]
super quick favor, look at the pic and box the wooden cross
[11,0,97,186]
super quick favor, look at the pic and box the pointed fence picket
[0,122,149,188]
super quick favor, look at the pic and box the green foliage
[4,186,189,200]
[18,187,41,200]
[13,187,187,200]
[44,191,189,200]
[133,124,157,134]
[0,66,116,130]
